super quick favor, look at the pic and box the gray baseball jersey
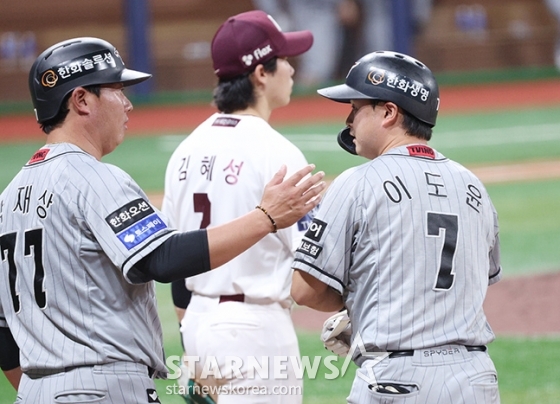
[0,143,175,375]
[293,144,502,353]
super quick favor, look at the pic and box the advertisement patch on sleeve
[297,240,323,259]
[297,205,320,232]
[304,218,327,242]
[117,213,167,250]
[105,198,155,234]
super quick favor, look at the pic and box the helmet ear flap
[337,127,357,155]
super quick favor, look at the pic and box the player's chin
[115,130,126,147]
[275,97,290,110]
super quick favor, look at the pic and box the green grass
[491,337,560,404]
[485,179,560,275]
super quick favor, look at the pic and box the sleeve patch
[105,198,155,233]
[304,219,327,242]
[117,213,167,250]
[296,204,320,232]
[296,240,323,259]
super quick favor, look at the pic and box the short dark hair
[41,85,102,134]
[401,108,433,141]
[213,57,278,114]
[371,101,433,141]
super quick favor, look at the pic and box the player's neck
[380,134,428,156]
[229,105,270,122]
[46,126,103,161]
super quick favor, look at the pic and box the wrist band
[255,205,277,233]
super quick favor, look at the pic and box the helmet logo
[367,70,385,85]
[39,51,119,91]
[41,70,59,88]
[363,68,431,105]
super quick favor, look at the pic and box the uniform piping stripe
[293,258,345,289]
[121,229,176,273]
[24,150,90,167]
[489,267,501,280]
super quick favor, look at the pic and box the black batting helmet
[318,51,440,154]
[29,37,151,124]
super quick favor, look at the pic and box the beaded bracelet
[255,205,278,233]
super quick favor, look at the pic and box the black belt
[219,294,245,303]
[388,345,487,358]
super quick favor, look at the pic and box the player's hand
[260,164,326,230]
[321,309,352,357]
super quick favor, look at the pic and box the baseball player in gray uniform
[290,51,502,403]
[0,37,325,403]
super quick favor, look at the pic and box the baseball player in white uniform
[162,10,314,404]
[290,51,502,403]
[0,37,325,403]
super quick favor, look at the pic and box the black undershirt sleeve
[171,279,192,309]
[133,230,211,283]
[0,326,20,371]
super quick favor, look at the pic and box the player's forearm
[291,270,344,312]
[293,288,344,312]
[3,367,22,390]
[206,209,274,269]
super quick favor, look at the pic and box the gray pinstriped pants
[15,362,160,404]
[347,345,499,403]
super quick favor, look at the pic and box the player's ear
[250,64,267,88]
[69,87,91,116]
[381,102,400,127]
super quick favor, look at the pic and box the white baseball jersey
[0,143,175,375]
[293,144,502,352]
[162,113,313,305]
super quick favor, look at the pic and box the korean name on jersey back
[105,198,167,250]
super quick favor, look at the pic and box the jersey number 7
[427,212,458,291]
